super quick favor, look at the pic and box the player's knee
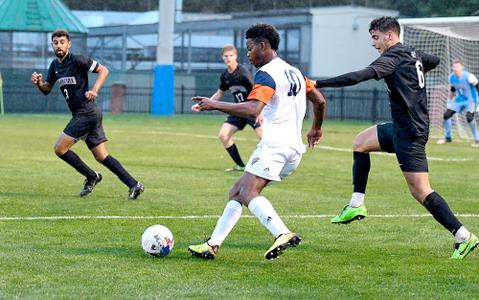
[353,136,367,152]
[53,144,67,157]
[408,186,430,204]
[466,112,475,123]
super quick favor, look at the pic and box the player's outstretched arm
[86,64,109,100]
[306,88,326,148]
[31,72,53,95]
[316,67,376,88]
[192,96,264,118]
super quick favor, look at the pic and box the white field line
[1,214,479,221]
[112,129,475,162]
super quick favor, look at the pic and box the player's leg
[465,106,479,146]
[87,109,143,199]
[220,117,246,171]
[243,146,302,259]
[403,171,478,259]
[331,124,385,224]
[399,136,477,259]
[55,132,98,180]
[89,141,144,200]
[438,108,456,144]
[188,174,258,260]
[57,117,101,196]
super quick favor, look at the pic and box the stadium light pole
[152,0,175,116]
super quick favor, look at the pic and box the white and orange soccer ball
[141,225,174,257]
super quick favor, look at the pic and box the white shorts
[244,146,302,182]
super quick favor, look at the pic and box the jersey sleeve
[368,54,397,80]
[74,54,99,73]
[418,51,440,73]
[219,72,228,91]
[45,62,57,85]
[247,70,276,104]
[304,76,315,93]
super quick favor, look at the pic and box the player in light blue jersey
[438,59,479,147]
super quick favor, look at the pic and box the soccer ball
[141,224,174,257]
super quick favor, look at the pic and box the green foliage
[0,114,478,298]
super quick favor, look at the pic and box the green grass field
[0,114,478,299]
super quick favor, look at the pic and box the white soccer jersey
[247,57,314,153]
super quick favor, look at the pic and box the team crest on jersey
[251,156,260,165]
[57,76,77,86]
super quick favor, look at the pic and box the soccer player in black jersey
[210,44,262,172]
[315,17,477,259]
[31,29,144,200]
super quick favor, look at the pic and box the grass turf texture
[0,114,478,298]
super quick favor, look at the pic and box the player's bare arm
[31,72,53,95]
[306,88,326,148]
[85,64,109,100]
[210,89,225,101]
[192,96,264,118]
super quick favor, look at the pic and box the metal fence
[1,68,391,122]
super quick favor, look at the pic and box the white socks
[349,192,365,208]
[208,200,243,247]
[455,226,471,243]
[248,196,289,238]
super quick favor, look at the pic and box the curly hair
[369,16,400,35]
[245,24,280,51]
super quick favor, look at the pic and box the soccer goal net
[400,17,479,139]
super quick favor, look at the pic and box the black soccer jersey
[46,53,99,113]
[367,43,440,137]
[219,64,253,103]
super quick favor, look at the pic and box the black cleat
[80,172,102,197]
[128,182,144,200]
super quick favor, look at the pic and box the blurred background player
[209,44,263,172]
[189,23,326,260]
[437,59,479,147]
[31,29,144,200]
[316,17,478,259]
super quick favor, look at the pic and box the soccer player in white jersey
[189,24,326,260]
[438,59,479,147]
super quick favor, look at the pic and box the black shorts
[225,115,260,130]
[377,122,429,172]
[63,105,108,149]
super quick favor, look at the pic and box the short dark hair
[245,24,280,51]
[51,29,70,41]
[369,16,400,36]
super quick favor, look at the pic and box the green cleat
[264,232,302,260]
[451,233,479,259]
[188,242,218,260]
[331,205,368,224]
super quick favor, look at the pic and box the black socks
[353,151,370,193]
[59,150,97,179]
[100,155,137,188]
[226,144,245,167]
[424,192,462,235]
